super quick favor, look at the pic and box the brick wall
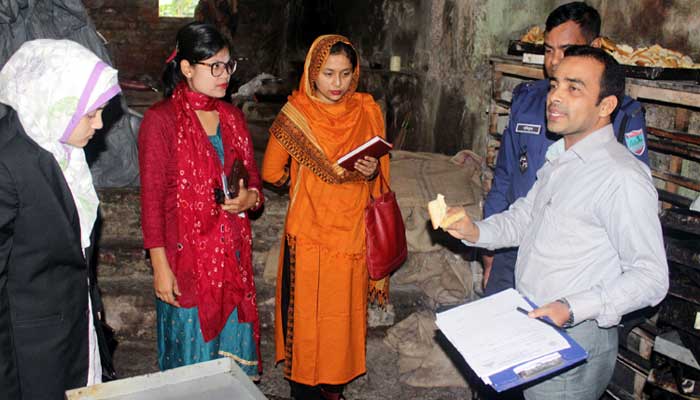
[83,0,287,87]
[83,0,190,83]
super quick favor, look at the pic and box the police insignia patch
[519,151,528,173]
[624,129,646,156]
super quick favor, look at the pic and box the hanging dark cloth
[0,0,140,187]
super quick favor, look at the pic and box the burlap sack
[390,150,484,252]
[384,311,469,388]
[391,252,480,308]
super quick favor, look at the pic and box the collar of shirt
[545,124,615,164]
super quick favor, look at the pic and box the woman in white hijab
[0,39,120,399]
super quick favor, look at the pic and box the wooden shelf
[492,60,544,80]
[490,55,700,106]
[489,56,700,207]
[629,84,700,108]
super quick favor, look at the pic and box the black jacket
[0,111,100,399]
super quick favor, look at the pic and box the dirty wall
[320,0,700,156]
[84,0,700,157]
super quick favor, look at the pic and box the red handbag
[365,170,408,280]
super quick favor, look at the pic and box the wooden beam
[628,84,700,108]
[492,70,503,94]
[675,108,691,132]
[488,102,499,138]
[648,139,700,161]
[657,189,693,208]
[648,127,700,146]
[652,169,700,192]
[493,63,544,80]
[493,99,512,112]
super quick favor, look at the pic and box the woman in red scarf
[138,22,262,377]
[263,35,390,400]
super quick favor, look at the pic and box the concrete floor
[109,279,473,400]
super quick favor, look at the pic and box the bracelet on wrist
[250,188,261,209]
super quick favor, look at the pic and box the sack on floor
[384,311,469,388]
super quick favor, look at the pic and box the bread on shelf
[600,36,700,69]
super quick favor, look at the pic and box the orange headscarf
[270,34,387,184]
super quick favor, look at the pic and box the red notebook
[337,136,393,171]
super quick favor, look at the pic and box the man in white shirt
[446,46,668,399]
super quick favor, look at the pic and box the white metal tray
[65,358,267,400]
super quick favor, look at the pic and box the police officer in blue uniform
[482,1,649,296]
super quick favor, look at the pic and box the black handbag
[95,317,119,382]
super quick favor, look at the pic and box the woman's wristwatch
[367,169,379,180]
[556,298,575,328]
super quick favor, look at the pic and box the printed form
[436,288,570,380]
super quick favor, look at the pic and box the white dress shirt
[468,124,668,327]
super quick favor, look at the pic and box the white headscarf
[0,39,121,250]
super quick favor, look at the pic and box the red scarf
[172,82,259,356]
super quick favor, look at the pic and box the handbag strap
[368,166,390,201]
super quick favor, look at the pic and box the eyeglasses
[194,59,237,77]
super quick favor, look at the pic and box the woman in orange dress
[262,35,390,400]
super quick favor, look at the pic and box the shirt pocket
[541,192,589,250]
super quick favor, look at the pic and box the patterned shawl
[171,82,260,356]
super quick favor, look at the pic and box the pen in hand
[516,306,564,332]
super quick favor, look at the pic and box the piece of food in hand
[428,194,447,230]
[428,194,466,230]
[441,208,467,229]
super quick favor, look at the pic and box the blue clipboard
[487,298,588,392]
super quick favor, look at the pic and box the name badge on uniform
[515,123,541,135]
